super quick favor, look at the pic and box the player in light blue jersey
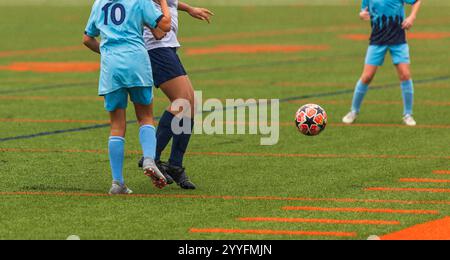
[343,0,422,126]
[83,0,172,194]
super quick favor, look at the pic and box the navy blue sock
[169,117,194,167]
[155,111,175,161]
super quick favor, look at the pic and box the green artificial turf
[0,1,449,240]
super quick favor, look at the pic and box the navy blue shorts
[148,47,187,87]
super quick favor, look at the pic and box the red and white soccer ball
[295,104,328,136]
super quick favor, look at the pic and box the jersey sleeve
[361,0,369,11]
[85,4,100,37]
[141,0,164,29]
[404,0,418,5]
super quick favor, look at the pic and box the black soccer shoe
[164,164,197,190]
[138,157,174,185]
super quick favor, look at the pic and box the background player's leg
[343,65,378,124]
[352,65,378,113]
[396,63,416,125]
[158,76,196,189]
[108,109,127,186]
[159,75,195,168]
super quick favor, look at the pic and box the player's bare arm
[402,0,422,30]
[149,27,167,40]
[83,35,100,54]
[359,7,370,21]
[178,2,214,23]
[154,0,172,32]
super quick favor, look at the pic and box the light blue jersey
[362,0,418,45]
[85,0,163,95]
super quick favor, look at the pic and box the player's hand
[359,8,370,21]
[402,16,415,30]
[188,7,214,23]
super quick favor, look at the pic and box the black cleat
[164,164,197,190]
[138,157,174,185]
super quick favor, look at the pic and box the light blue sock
[351,80,369,113]
[108,136,125,185]
[401,79,414,115]
[139,125,157,159]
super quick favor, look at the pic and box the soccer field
[0,0,449,240]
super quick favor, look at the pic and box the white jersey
[144,0,181,50]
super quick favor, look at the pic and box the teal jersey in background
[362,0,418,45]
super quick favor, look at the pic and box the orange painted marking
[180,24,364,43]
[0,96,103,101]
[288,100,450,107]
[400,178,450,184]
[2,191,450,206]
[283,206,439,215]
[366,187,450,193]
[381,217,450,240]
[331,123,450,129]
[189,228,357,238]
[186,45,329,56]
[1,117,449,130]
[0,148,449,160]
[434,170,450,175]
[0,62,100,73]
[0,118,109,124]
[0,96,165,102]
[341,32,450,41]
[239,217,400,226]
[274,82,346,88]
[0,46,85,58]
[187,151,450,160]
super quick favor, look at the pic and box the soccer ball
[295,104,328,136]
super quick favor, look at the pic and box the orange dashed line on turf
[187,151,450,160]
[283,206,439,215]
[434,170,450,175]
[274,82,347,87]
[331,123,450,129]
[0,118,109,124]
[1,191,450,206]
[381,217,450,240]
[1,148,449,160]
[0,62,100,73]
[180,24,364,43]
[0,96,103,101]
[189,228,357,238]
[1,118,449,129]
[341,32,450,41]
[185,45,329,56]
[288,100,450,106]
[238,217,400,226]
[399,178,450,184]
[366,187,450,193]
[0,46,85,58]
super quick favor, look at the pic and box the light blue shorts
[365,44,410,66]
[104,87,153,112]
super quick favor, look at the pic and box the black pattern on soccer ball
[295,104,328,136]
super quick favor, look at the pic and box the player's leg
[158,76,196,190]
[343,45,385,124]
[131,88,168,189]
[391,44,416,126]
[105,89,132,195]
